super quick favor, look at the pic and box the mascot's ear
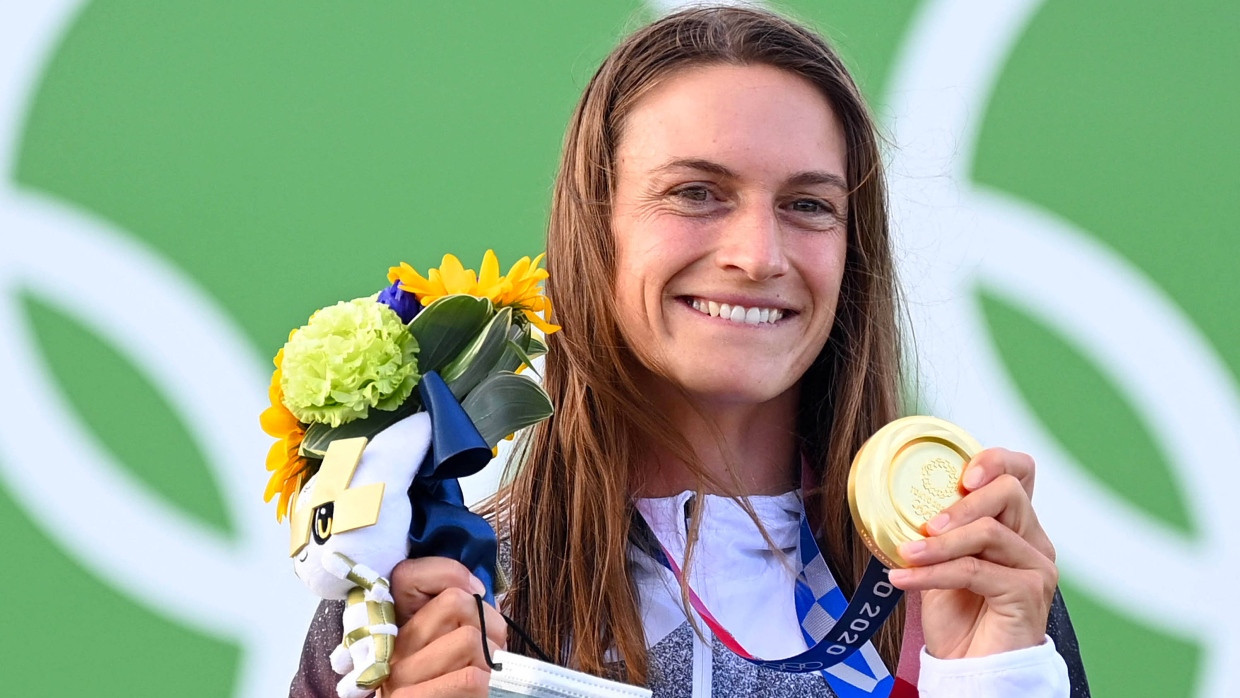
[417,371,493,480]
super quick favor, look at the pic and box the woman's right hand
[382,557,508,697]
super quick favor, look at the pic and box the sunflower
[490,253,559,334]
[387,253,495,305]
[260,346,310,522]
[388,250,560,334]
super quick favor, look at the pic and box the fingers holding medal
[848,418,1058,659]
[918,448,1055,563]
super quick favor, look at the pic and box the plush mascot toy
[289,414,427,697]
[263,252,557,698]
[288,372,493,698]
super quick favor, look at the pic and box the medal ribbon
[632,508,902,698]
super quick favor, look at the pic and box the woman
[293,7,1087,697]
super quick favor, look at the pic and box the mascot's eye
[312,502,334,544]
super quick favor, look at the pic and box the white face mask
[487,650,652,698]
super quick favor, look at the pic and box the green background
[6,1,1236,694]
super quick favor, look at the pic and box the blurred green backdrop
[3,1,1235,695]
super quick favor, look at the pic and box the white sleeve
[917,635,1070,698]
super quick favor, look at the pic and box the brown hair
[498,5,904,683]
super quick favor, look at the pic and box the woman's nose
[715,203,790,281]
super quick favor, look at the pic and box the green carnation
[281,297,420,427]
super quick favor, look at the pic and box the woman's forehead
[615,63,847,182]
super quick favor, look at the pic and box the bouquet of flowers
[260,250,557,698]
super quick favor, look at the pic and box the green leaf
[526,334,547,360]
[501,329,541,378]
[460,371,553,448]
[299,398,420,458]
[408,295,493,373]
[493,325,531,375]
[442,306,513,399]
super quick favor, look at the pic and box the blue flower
[377,281,423,323]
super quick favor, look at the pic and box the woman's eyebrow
[653,158,847,191]
[653,157,736,179]
[786,171,848,190]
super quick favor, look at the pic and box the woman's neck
[633,382,801,498]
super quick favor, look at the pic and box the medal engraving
[909,456,961,523]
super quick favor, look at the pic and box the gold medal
[847,416,982,569]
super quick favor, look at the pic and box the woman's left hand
[887,447,1059,659]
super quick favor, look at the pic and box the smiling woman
[291,6,1088,698]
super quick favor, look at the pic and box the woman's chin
[667,372,797,410]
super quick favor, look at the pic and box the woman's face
[611,63,849,408]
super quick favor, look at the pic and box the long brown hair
[498,6,905,684]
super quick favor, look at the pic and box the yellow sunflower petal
[402,281,439,302]
[267,374,282,406]
[274,470,304,523]
[389,263,442,302]
[504,256,532,284]
[415,273,440,303]
[395,263,424,286]
[498,256,528,295]
[437,254,477,295]
[263,474,280,506]
[540,297,560,331]
[264,440,289,476]
[260,403,299,438]
[277,487,296,521]
[494,254,553,309]
[475,250,511,303]
[387,262,417,285]
[478,250,501,287]
[265,432,308,522]
[523,308,561,334]
[527,253,547,277]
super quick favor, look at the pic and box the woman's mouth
[680,296,788,325]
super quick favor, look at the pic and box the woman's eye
[672,185,712,203]
[788,198,832,214]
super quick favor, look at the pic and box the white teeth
[686,298,786,325]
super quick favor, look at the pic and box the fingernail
[469,575,487,596]
[963,467,984,490]
[888,569,911,584]
[900,539,926,557]
[927,512,950,532]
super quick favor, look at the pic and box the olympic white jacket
[630,491,1080,698]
